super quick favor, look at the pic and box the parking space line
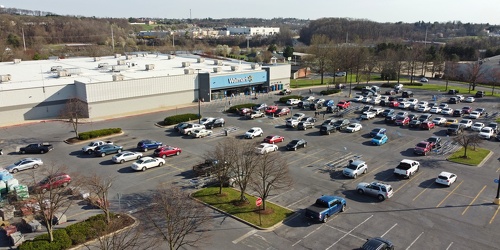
[324,224,365,241]
[406,232,424,250]
[287,149,325,165]
[489,205,500,224]
[413,179,434,201]
[286,196,310,208]
[326,215,373,250]
[446,242,453,250]
[301,158,325,168]
[436,181,463,207]
[497,167,500,173]
[291,225,324,247]
[394,172,423,193]
[462,185,486,215]
[381,223,397,237]
[268,188,294,201]
[232,229,257,244]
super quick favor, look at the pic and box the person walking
[309,88,312,94]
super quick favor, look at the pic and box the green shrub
[381,83,397,88]
[319,89,341,95]
[352,85,369,91]
[278,95,302,104]
[226,103,256,113]
[78,128,121,140]
[405,82,423,86]
[163,113,200,125]
[20,229,72,250]
[65,222,91,245]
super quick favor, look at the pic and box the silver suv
[356,182,394,201]
[343,160,367,179]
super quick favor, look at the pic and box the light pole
[196,69,201,123]
[495,172,500,205]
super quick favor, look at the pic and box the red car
[337,100,351,109]
[388,101,400,108]
[414,141,433,155]
[274,107,290,117]
[395,117,410,126]
[265,106,278,115]
[36,173,72,193]
[239,108,252,116]
[420,121,435,130]
[153,146,182,158]
[263,135,285,144]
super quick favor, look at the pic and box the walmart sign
[211,71,267,89]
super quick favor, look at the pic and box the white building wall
[267,64,291,88]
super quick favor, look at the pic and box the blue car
[371,134,388,146]
[323,99,335,107]
[137,140,163,152]
[369,128,387,137]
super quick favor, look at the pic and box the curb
[446,150,494,167]
[63,131,125,145]
[190,190,295,231]
[67,213,139,250]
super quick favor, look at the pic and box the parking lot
[0,85,499,249]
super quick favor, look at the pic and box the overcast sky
[3,0,500,25]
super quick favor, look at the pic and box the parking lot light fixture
[495,173,500,205]
[196,69,201,123]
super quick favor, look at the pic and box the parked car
[286,99,300,105]
[309,103,323,110]
[180,123,205,135]
[438,103,448,109]
[468,111,481,119]
[35,173,72,193]
[486,122,499,133]
[112,151,143,164]
[408,120,421,128]
[130,157,165,171]
[371,134,388,146]
[461,106,472,114]
[265,106,278,115]
[445,118,458,127]
[191,129,213,138]
[447,124,465,135]
[252,103,268,111]
[385,115,397,124]
[426,136,442,149]
[238,108,252,116]
[356,182,394,201]
[153,146,182,158]
[479,127,495,140]
[345,123,363,133]
[381,109,395,117]
[475,91,485,98]
[279,89,292,95]
[361,237,395,250]
[395,116,410,126]
[388,101,399,108]
[304,196,346,223]
[82,141,113,155]
[432,117,446,126]
[94,144,123,157]
[263,135,285,144]
[336,100,351,109]
[5,158,43,173]
[244,127,264,139]
[419,114,433,122]
[297,120,315,130]
[414,141,433,155]
[343,160,368,179]
[459,119,473,129]
[255,143,278,154]
[205,117,225,129]
[19,143,53,154]
[465,96,475,103]
[435,172,457,186]
[419,77,429,83]
[174,122,190,133]
[361,105,373,112]
[369,128,387,137]
[199,117,215,125]
[394,159,420,178]
[429,107,442,114]
[246,110,265,119]
[274,107,291,117]
[471,122,485,132]
[323,100,335,107]
[361,111,376,120]
[448,89,459,95]
[286,139,307,151]
[420,121,435,130]
[137,140,163,152]
[441,108,454,115]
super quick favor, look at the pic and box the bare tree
[60,97,88,138]
[464,60,487,92]
[27,165,77,242]
[488,68,500,95]
[141,185,212,250]
[250,153,293,211]
[444,59,460,91]
[82,174,114,224]
[303,34,332,85]
[453,132,482,158]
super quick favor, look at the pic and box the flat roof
[0,53,258,90]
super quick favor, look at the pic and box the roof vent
[251,63,260,69]
[13,59,21,64]
[231,66,239,71]
[111,65,129,72]
[126,55,133,60]
[51,66,63,72]
[184,68,194,74]
[117,60,126,65]
[98,63,109,69]
[0,74,12,82]
[213,67,222,73]
[112,74,124,81]
[114,53,121,58]
[168,55,176,59]
[93,57,101,61]
[145,64,155,70]
[214,60,223,66]
[197,58,205,63]
[182,62,191,67]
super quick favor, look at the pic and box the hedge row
[163,113,200,125]
[278,95,302,104]
[381,82,423,88]
[226,103,256,113]
[319,89,341,95]
[19,214,126,250]
[78,128,122,140]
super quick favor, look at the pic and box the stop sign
[256,197,262,206]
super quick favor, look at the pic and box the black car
[447,124,465,135]
[385,115,397,124]
[475,91,485,98]
[174,122,190,132]
[448,89,459,95]
[452,110,463,117]
[361,237,394,250]
[402,91,414,98]
[310,103,323,110]
[320,125,336,135]
[448,97,459,104]
[361,105,373,112]
[408,114,419,120]
[381,109,395,117]
[205,118,225,129]
[419,114,432,122]
[409,120,421,128]
[326,106,339,113]
[332,119,350,131]
[286,139,307,151]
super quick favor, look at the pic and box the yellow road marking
[436,181,463,207]
[489,205,500,224]
[462,185,486,215]
[67,210,92,219]
[302,158,325,168]
[413,180,435,201]
[287,149,325,165]
[497,167,500,173]
[394,172,423,193]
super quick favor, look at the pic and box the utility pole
[111,26,115,52]
[196,69,202,123]
[22,28,26,51]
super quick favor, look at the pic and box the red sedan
[274,107,291,117]
[265,106,278,115]
[388,101,400,108]
[263,135,285,144]
[153,146,182,158]
[420,121,435,130]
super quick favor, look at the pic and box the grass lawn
[447,147,491,166]
[291,75,379,88]
[192,187,294,228]
[406,84,500,97]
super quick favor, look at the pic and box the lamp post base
[494,198,500,205]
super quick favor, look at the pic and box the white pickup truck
[82,141,113,155]
[394,159,420,178]
[180,123,205,135]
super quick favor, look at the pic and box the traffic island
[446,147,492,167]
[192,187,294,229]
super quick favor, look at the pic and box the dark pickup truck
[19,143,54,154]
[304,196,346,223]
[193,159,221,177]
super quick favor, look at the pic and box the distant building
[227,27,280,36]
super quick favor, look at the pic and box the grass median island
[192,187,294,228]
[447,147,491,166]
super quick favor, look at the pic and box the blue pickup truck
[304,196,346,223]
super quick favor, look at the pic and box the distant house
[144,20,156,25]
